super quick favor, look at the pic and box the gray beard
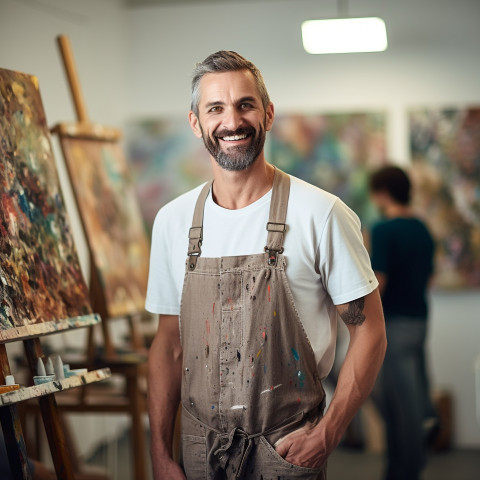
[214,143,258,171]
[200,123,266,172]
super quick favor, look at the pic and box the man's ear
[265,102,275,132]
[189,111,203,139]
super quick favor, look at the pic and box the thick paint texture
[0,69,92,330]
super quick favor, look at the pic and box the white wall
[428,291,480,447]
[2,0,480,449]
[0,0,130,126]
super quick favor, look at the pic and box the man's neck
[384,203,412,219]
[210,156,275,210]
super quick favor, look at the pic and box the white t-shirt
[146,174,378,379]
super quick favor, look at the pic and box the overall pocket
[181,434,207,480]
[254,436,325,479]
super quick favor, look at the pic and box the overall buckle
[264,247,284,266]
[188,253,200,271]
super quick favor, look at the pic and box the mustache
[214,126,256,139]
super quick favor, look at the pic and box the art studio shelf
[0,368,111,406]
[0,314,101,344]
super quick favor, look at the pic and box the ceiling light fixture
[302,1,388,54]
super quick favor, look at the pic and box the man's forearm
[323,327,385,444]
[324,289,386,443]
[148,315,183,467]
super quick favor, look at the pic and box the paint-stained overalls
[180,168,326,480]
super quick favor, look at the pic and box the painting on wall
[0,68,93,331]
[269,112,387,227]
[59,137,151,318]
[409,107,480,289]
[126,118,211,231]
[126,113,387,231]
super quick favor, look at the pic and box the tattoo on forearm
[340,297,366,326]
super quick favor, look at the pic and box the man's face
[189,70,274,171]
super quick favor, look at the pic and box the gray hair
[190,51,270,116]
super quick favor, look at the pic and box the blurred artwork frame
[0,68,94,334]
[58,136,151,318]
[269,112,387,227]
[409,107,480,289]
[126,118,211,232]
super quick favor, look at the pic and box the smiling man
[146,51,386,480]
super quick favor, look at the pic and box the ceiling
[125,0,280,6]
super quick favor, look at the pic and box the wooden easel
[0,67,111,480]
[45,35,152,480]
[54,34,150,359]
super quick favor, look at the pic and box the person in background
[369,165,437,480]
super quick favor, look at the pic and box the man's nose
[222,107,244,131]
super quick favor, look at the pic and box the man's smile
[214,127,255,147]
[221,133,249,142]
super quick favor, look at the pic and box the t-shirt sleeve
[370,223,389,274]
[145,208,181,315]
[318,199,378,305]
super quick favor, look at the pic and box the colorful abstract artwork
[126,118,211,231]
[0,69,93,332]
[409,107,480,289]
[269,112,387,227]
[59,137,151,318]
[126,114,386,231]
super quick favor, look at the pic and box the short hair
[369,165,411,205]
[191,50,270,116]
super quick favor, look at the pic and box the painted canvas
[269,112,387,227]
[409,107,480,289]
[59,136,151,318]
[126,118,211,231]
[0,68,93,333]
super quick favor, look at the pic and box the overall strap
[187,168,291,270]
[265,168,290,266]
[188,181,212,271]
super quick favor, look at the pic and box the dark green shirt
[371,217,434,319]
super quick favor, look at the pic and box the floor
[86,429,480,480]
[328,448,480,480]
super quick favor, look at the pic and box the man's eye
[209,106,221,113]
[240,103,253,109]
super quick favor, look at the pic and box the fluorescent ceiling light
[302,17,388,54]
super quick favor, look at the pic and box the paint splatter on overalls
[180,168,326,480]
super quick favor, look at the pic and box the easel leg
[23,338,76,480]
[0,405,33,480]
[126,369,147,480]
[0,343,33,479]
[127,313,145,351]
[37,394,76,480]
